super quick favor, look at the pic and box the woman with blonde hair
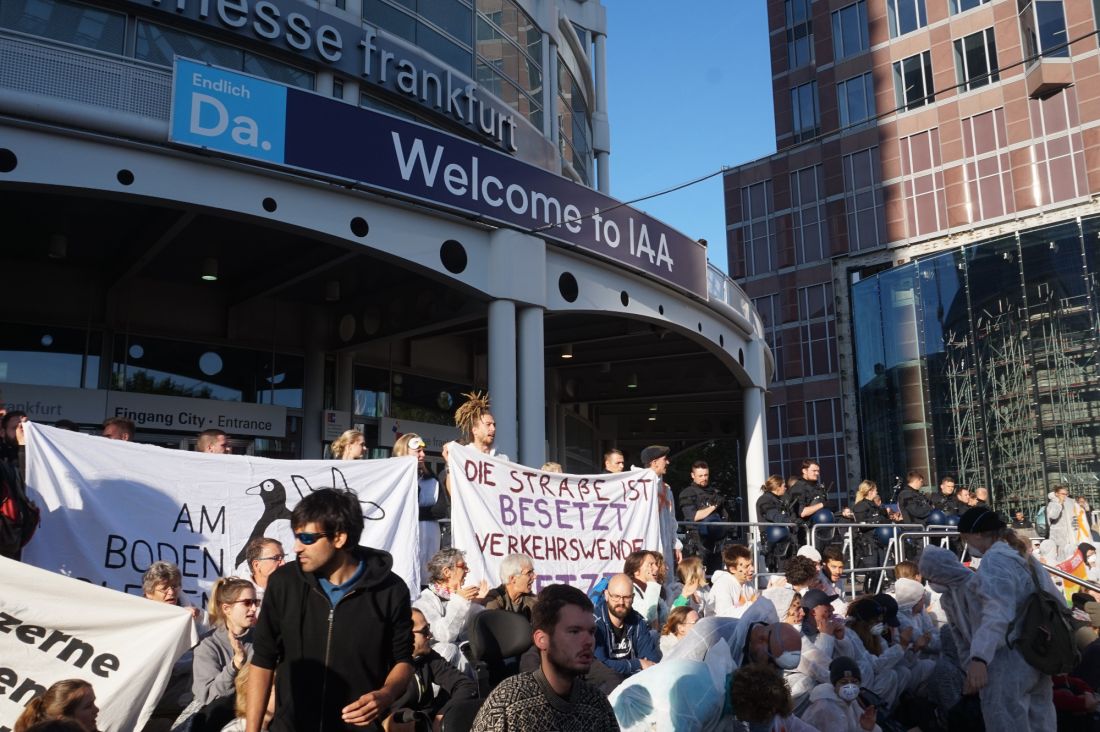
[672,556,710,613]
[659,605,699,655]
[853,480,890,594]
[330,429,365,460]
[14,680,99,732]
[394,432,441,579]
[192,577,258,707]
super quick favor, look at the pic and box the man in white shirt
[710,543,757,617]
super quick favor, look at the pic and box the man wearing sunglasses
[247,488,414,732]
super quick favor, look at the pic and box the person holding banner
[393,433,440,582]
[192,577,258,708]
[13,679,99,732]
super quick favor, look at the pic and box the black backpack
[1009,558,1080,675]
[0,461,39,559]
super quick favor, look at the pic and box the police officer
[852,480,890,594]
[756,475,794,572]
[929,475,961,516]
[897,471,933,524]
[788,460,830,550]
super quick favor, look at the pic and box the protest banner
[0,555,197,732]
[21,423,421,602]
[447,443,668,593]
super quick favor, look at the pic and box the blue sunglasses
[295,531,333,545]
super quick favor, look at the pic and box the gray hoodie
[191,626,253,707]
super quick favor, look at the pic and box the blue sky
[603,1,775,274]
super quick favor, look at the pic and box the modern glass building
[852,216,1100,509]
[0,0,773,491]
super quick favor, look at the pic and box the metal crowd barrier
[678,520,798,582]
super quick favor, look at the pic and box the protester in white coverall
[957,507,1059,732]
[1048,485,1079,561]
[801,656,880,732]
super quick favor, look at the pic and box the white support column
[517,305,545,467]
[592,32,611,193]
[743,384,768,523]
[488,299,518,461]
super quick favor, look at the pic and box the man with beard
[594,574,660,676]
[471,584,620,731]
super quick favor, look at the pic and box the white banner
[447,443,666,594]
[0,555,197,732]
[22,423,421,601]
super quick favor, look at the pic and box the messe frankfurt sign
[169,59,709,298]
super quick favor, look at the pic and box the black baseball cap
[830,656,862,684]
[801,588,838,612]
[958,507,1006,534]
[640,445,670,466]
[873,593,901,627]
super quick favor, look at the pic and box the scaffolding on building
[941,290,1099,511]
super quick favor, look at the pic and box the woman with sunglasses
[192,577,259,707]
[393,432,440,581]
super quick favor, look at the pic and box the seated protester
[790,588,848,710]
[1080,542,1100,586]
[413,548,487,673]
[891,578,939,656]
[13,679,99,732]
[471,585,619,731]
[710,544,758,618]
[192,577,258,708]
[782,555,823,594]
[21,722,86,732]
[729,664,818,732]
[1074,602,1100,691]
[763,586,804,627]
[796,545,822,571]
[1052,674,1100,730]
[671,556,710,614]
[800,656,880,732]
[390,609,479,731]
[874,593,933,693]
[594,573,661,676]
[821,546,849,614]
[623,550,666,630]
[843,597,910,710]
[242,538,285,601]
[483,553,537,620]
[142,561,205,730]
[659,606,698,657]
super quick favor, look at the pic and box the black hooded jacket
[251,546,414,731]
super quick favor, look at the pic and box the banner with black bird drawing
[20,422,420,604]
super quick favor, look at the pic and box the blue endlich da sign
[168,59,708,299]
[170,58,287,164]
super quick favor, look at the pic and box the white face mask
[838,683,861,702]
[1089,555,1098,567]
[870,622,885,635]
[773,651,801,670]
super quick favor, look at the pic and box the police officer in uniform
[788,460,831,550]
[852,480,890,593]
[756,475,794,572]
[929,475,962,516]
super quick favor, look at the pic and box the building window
[799,283,835,321]
[753,294,785,382]
[1027,88,1086,206]
[1019,0,1069,62]
[961,108,1014,222]
[802,320,837,376]
[837,72,875,127]
[558,58,591,185]
[791,81,820,143]
[475,0,544,129]
[900,128,947,238]
[364,0,474,73]
[843,147,885,251]
[791,165,828,264]
[887,0,927,38]
[949,0,989,13]
[804,398,846,495]
[741,181,776,277]
[893,50,934,111]
[332,78,344,99]
[785,0,813,69]
[0,0,126,54]
[954,28,999,91]
[831,1,869,61]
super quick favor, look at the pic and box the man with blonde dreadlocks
[437,392,510,542]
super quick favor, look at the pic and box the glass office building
[852,216,1100,510]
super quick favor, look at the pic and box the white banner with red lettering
[21,422,421,602]
[0,555,197,732]
[447,443,667,593]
